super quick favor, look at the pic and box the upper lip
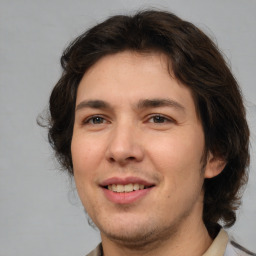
[100,176,155,187]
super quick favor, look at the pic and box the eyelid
[82,114,110,125]
[146,114,176,124]
[80,113,176,125]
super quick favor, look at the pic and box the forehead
[76,51,197,115]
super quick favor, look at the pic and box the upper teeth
[108,184,145,193]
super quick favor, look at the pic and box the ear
[204,152,226,178]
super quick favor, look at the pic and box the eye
[84,116,107,125]
[148,115,174,124]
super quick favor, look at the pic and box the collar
[86,229,229,256]
[203,229,229,256]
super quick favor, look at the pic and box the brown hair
[42,10,250,235]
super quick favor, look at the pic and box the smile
[107,183,150,193]
[100,177,155,203]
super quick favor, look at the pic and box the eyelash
[147,114,175,124]
[83,114,175,125]
[83,115,108,125]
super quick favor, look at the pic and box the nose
[105,123,144,165]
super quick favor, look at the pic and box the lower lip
[102,187,153,204]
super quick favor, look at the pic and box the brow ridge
[137,98,185,111]
[76,100,111,111]
[75,98,185,112]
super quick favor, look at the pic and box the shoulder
[225,240,256,256]
[204,228,255,256]
[86,243,103,256]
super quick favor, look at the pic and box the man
[44,10,254,256]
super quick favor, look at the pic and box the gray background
[0,0,255,255]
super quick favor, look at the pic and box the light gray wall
[0,0,255,255]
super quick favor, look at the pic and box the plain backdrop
[0,0,255,255]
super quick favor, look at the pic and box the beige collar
[203,229,229,256]
[87,229,229,256]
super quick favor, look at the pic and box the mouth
[105,183,154,193]
[100,177,155,204]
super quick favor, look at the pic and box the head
[45,10,249,237]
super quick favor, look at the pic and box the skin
[71,51,224,256]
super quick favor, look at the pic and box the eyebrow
[75,98,185,112]
[137,98,185,112]
[76,100,111,111]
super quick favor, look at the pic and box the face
[71,51,215,246]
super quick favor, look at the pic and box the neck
[101,214,213,256]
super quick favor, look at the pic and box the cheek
[146,128,205,180]
[72,134,103,167]
[71,137,100,209]
[71,136,103,190]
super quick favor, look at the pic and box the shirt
[86,229,255,256]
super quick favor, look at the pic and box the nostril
[108,156,136,163]
[109,157,115,163]
[127,156,136,161]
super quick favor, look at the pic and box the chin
[103,227,157,247]
[99,219,177,250]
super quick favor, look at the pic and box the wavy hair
[41,10,250,236]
